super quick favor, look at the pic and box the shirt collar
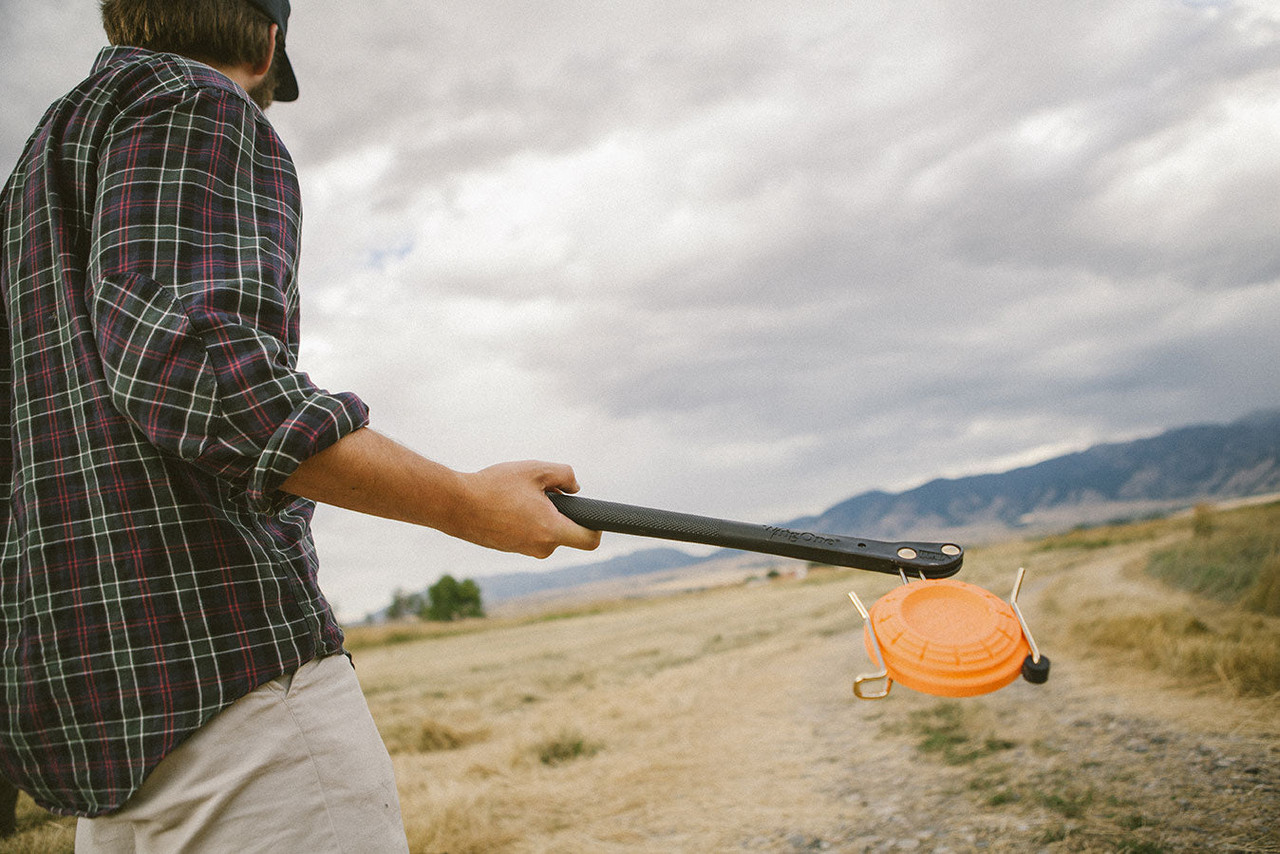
[91,45,251,107]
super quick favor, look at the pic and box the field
[4,501,1279,852]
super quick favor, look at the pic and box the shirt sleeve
[87,80,368,513]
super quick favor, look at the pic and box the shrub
[427,575,485,621]
[534,729,602,766]
[1192,503,1215,539]
[1241,554,1280,617]
[1074,609,1280,697]
[1146,502,1280,604]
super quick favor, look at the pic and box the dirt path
[741,543,1280,853]
[773,630,1280,853]
[530,547,1278,852]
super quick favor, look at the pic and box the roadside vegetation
[1069,500,1280,698]
[384,573,486,623]
[1146,501,1280,614]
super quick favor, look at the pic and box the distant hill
[474,409,1280,605]
[478,547,704,602]
[792,408,1280,542]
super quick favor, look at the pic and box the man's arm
[279,428,602,558]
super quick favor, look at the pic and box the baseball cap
[245,0,298,101]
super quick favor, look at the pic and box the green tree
[456,579,484,618]
[426,574,485,621]
[386,587,412,620]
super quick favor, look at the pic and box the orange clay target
[864,579,1030,698]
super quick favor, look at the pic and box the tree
[1192,503,1216,539]
[386,587,423,620]
[426,574,485,621]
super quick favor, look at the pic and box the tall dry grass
[1067,499,1280,697]
[353,576,876,853]
[1145,500,1280,612]
[0,797,74,853]
[1073,609,1280,697]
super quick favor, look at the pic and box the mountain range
[477,409,1280,603]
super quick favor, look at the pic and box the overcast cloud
[3,0,1279,620]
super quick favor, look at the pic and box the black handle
[547,493,963,578]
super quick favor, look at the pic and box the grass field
[3,500,1278,852]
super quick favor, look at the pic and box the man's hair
[101,0,276,72]
[101,0,285,107]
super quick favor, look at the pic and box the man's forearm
[280,427,466,526]
[279,427,601,557]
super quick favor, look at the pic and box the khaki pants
[76,655,408,853]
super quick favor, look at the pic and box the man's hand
[451,461,601,557]
[280,428,601,558]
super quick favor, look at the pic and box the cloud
[3,0,1279,619]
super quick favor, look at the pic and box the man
[0,0,600,849]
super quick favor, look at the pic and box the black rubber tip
[1022,654,1051,684]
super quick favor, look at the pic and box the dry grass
[1244,554,1280,616]
[1067,499,1280,697]
[4,503,1280,853]
[1145,500,1280,610]
[0,795,75,853]
[1074,608,1280,697]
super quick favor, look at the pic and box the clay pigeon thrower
[548,492,1050,700]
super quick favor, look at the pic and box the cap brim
[274,47,298,102]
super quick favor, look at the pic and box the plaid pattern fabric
[0,47,369,816]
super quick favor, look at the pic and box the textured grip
[550,494,719,540]
[547,492,963,578]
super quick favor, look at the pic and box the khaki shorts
[76,654,408,853]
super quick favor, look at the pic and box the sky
[3,0,1279,620]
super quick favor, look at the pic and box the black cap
[245,0,298,101]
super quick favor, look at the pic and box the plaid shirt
[0,47,369,816]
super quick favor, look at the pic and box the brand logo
[763,526,838,546]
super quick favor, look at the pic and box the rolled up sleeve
[252,390,368,513]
